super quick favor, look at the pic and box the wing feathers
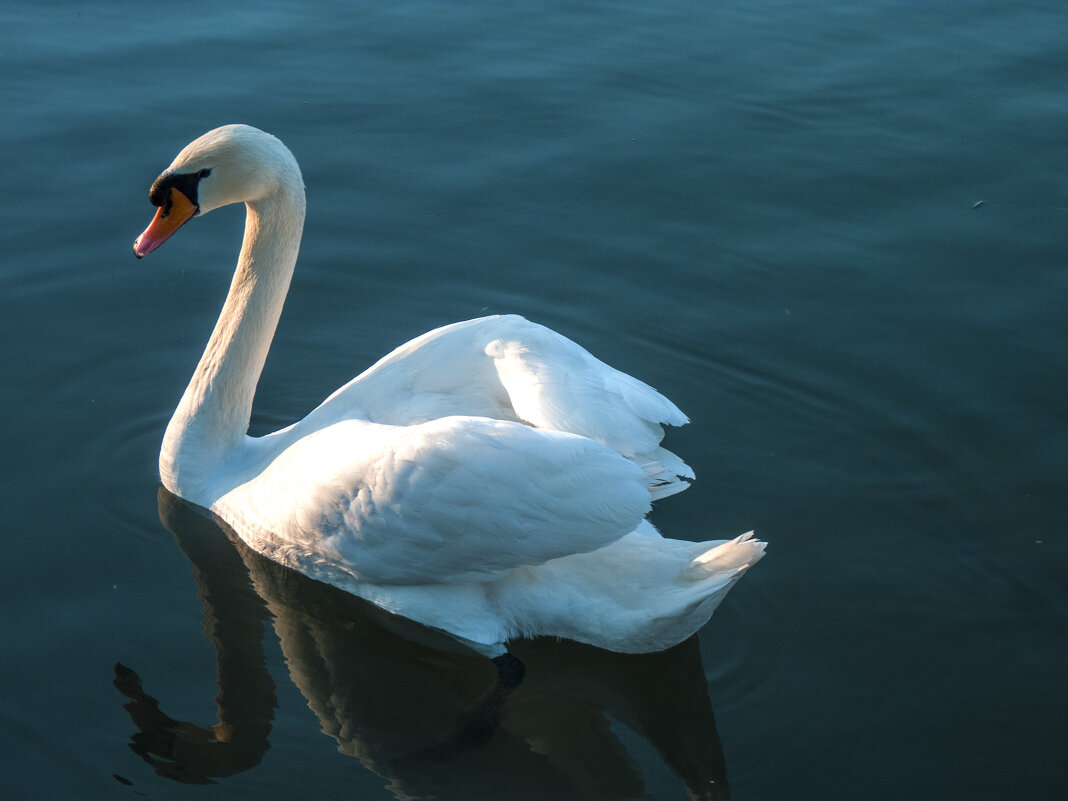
[485,317,688,458]
[235,416,653,586]
[225,315,696,588]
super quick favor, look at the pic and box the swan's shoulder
[218,414,652,586]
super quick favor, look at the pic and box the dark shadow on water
[115,487,731,800]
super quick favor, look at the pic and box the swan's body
[134,124,763,656]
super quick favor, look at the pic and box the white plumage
[134,124,764,656]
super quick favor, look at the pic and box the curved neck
[161,185,305,500]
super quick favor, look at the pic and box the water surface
[1,2,1065,799]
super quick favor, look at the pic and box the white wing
[297,315,694,497]
[219,415,653,586]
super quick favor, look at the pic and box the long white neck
[160,182,305,501]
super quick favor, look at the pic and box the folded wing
[222,415,653,585]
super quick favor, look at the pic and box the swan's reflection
[116,487,731,799]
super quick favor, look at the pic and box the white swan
[133,124,764,657]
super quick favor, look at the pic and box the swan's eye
[199,168,212,179]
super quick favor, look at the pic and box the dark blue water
[1,2,1065,798]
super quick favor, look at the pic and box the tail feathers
[637,447,695,500]
[682,531,766,581]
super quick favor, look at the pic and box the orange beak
[133,187,198,258]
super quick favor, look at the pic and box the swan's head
[134,124,304,258]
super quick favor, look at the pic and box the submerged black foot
[492,651,526,691]
[396,652,528,762]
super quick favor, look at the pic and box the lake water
[1,1,1065,798]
